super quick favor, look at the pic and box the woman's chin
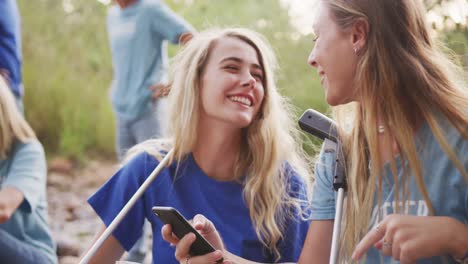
[232,115,254,128]
[326,93,352,106]
[325,94,340,106]
[238,119,254,128]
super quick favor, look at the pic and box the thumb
[193,214,216,235]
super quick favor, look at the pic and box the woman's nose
[241,73,256,88]
[307,50,318,68]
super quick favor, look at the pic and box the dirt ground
[46,158,152,264]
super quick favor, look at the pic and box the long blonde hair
[322,0,468,260]
[127,28,312,260]
[0,76,36,159]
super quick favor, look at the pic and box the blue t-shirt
[0,140,57,264]
[88,152,310,263]
[0,0,22,98]
[311,116,468,263]
[107,0,193,121]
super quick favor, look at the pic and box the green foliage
[20,0,114,158]
[441,27,468,68]
[166,0,328,110]
[19,0,325,159]
[18,0,466,159]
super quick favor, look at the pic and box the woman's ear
[351,18,369,53]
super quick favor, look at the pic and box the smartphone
[152,206,223,262]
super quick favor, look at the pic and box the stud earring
[354,47,360,55]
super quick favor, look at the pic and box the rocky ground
[47,158,152,264]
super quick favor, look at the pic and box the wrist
[224,251,252,264]
[447,217,468,261]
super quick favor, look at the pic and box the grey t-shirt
[311,116,467,263]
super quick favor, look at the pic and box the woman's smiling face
[307,2,359,106]
[199,36,265,128]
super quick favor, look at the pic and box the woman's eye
[311,32,318,42]
[225,65,239,71]
[253,74,263,81]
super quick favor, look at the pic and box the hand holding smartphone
[152,206,223,262]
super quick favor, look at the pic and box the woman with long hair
[0,76,57,263]
[83,28,312,264]
[304,0,467,263]
[165,1,467,263]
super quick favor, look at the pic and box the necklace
[378,125,385,134]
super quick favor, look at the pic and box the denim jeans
[0,229,53,264]
[115,103,161,160]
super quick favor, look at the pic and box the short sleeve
[88,152,156,251]
[310,143,337,220]
[4,141,47,213]
[148,1,193,44]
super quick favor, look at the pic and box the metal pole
[329,188,345,264]
[79,148,174,264]
[299,109,347,264]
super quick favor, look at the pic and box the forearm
[82,225,125,264]
[298,220,334,264]
[0,187,24,223]
[448,217,468,260]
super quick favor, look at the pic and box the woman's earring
[354,47,358,55]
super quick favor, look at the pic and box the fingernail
[188,233,196,241]
[212,250,222,259]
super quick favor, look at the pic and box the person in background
[0,0,24,112]
[0,76,57,264]
[107,0,194,261]
[83,27,312,264]
[164,0,468,263]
